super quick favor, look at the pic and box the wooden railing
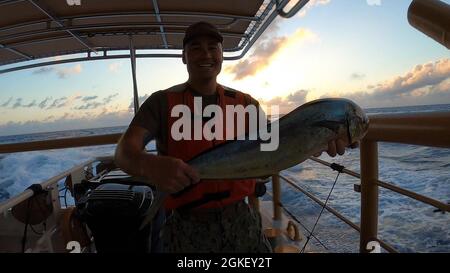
[359,112,450,252]
[0,133,122,154]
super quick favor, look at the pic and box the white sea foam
[0,141,156,199]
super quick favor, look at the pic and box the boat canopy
[0,0,309,74]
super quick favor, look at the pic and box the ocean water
[0,104,449,252]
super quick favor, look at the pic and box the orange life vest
[164,84,256,210]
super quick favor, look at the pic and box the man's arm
[114,125,199,193]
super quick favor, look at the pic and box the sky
[0,0,449,136]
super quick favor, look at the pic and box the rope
[300,164,343,253]
[265,190,327,249]
[278,200,328,250]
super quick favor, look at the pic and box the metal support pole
[272,173,282,221]
[360,139,379,252]
[276,0,310,18]
[0,43,32,60]
[152,0,169,49]
[129,36,139,115]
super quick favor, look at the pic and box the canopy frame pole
[0,43,32,60]
[276,0,310,18]
[27,0,97,54]
[129,36,140,115]
[152,0,169,49]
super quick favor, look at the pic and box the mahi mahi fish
[139,98,369,229]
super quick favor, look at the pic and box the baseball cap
[183,21,223,47]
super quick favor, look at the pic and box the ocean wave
[0,141,157,199]
[365,104,450,115]
[0,146,115,198]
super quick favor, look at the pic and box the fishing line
[301,165,343,253]
[278,200,328,250]
[265,190,328,249]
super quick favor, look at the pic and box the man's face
[183,36,223,81]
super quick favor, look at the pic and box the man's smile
[198,63,214,68]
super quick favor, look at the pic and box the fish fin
[312,120,344,134]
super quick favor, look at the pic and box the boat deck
[259,200,325,253]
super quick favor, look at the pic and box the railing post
[272,173,282,221]
[360,139,379,252]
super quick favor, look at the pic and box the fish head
[346,102,369,144]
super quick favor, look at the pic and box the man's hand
[143,156,200,193]
[314,139,359,158]
[115,125,200,194]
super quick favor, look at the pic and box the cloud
[24,100,36,108]
[0,110,133,136]
[12,98,22,109]
[109,62,122,73]
[432,77,450,93]
[38,97,52,109]
[225,37,286,80]
[260,90,308,114]
[0,93,116,112]
[2,95,82,110]
[32,64,82,79]
[2,97,65,109]
[0,97,13,107]
[103,93,119,104]
[47,97,67,109]
[82,96,98,102]
[225,27,316,80]
[74,102,103,110]
[32,67,53,75]
[64,112,72,119]
[351,73,366,80]
[43,115,54,122]
[297,0,331,17]
[74,93,119,110]
[47,95,84,109]
[56,64,82,79]
[371,59,450,97]
[321,59,450,108]
[128,94,151,112]
[366,0,381,6]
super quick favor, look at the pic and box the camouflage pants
[162,200,272,253]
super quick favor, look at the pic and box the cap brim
[183,32,223,47]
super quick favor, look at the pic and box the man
[115,21,353,252]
